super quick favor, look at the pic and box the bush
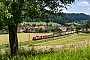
[85,31,90,33]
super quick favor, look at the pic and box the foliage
[0,0,41,56]
[39,28,43,33]
[85,20,90,28]
[45,13,90,25]
[32,24,36,27]
[0,43,90,60]
[25,13,90,25]
[65,13,90,23]
[83,20,90,32]
[0,0,75,56]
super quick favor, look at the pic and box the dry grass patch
[0,33,53,45]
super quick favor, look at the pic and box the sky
[62,0,90,15]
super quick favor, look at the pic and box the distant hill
[25,14,73,25]
[25,13,90,25]
[65,13,90,22]
[51,13,90,25]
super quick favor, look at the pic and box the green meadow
[22,22,61,26]
[0,33,90,60]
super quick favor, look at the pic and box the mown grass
[19,34,72,46]
[0,33,53,45]
[0,34,69,48]
[38,33,90,46]
[1,33,90,49]
[19,33,89,47]
[23,22,61,26]
[0,33,73,48]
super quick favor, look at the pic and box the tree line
[25,13,90,26]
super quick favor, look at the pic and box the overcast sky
[62,0,90,15]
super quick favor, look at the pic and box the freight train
[32,31,76,40]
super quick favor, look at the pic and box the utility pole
[28,28,30,41]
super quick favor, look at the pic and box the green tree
[45,19,50,26]
[0,0,75,56]
[0,0,40,56]
[76,25,82,33]
[32,24,36,27]
[39,28,43,33]
[85,20,90,32]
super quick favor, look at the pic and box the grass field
[19,33,90,46]
[0,33,53,45]
[1,33,90,47]
[0,33,90,60]
[22,22,61,26]
[37,33,90,46]
[0,38,90,60]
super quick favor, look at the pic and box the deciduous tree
[0,0,75,56]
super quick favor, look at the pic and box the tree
[0,2,5,30]
[32,23,36,27]
[85,20,90,32]
[45,19,50,26]
[39,28,43,33]
[0,0,75,56]
[0,0,40,56]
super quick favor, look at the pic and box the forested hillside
[65,13,90,22]
[25,13,90,25]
